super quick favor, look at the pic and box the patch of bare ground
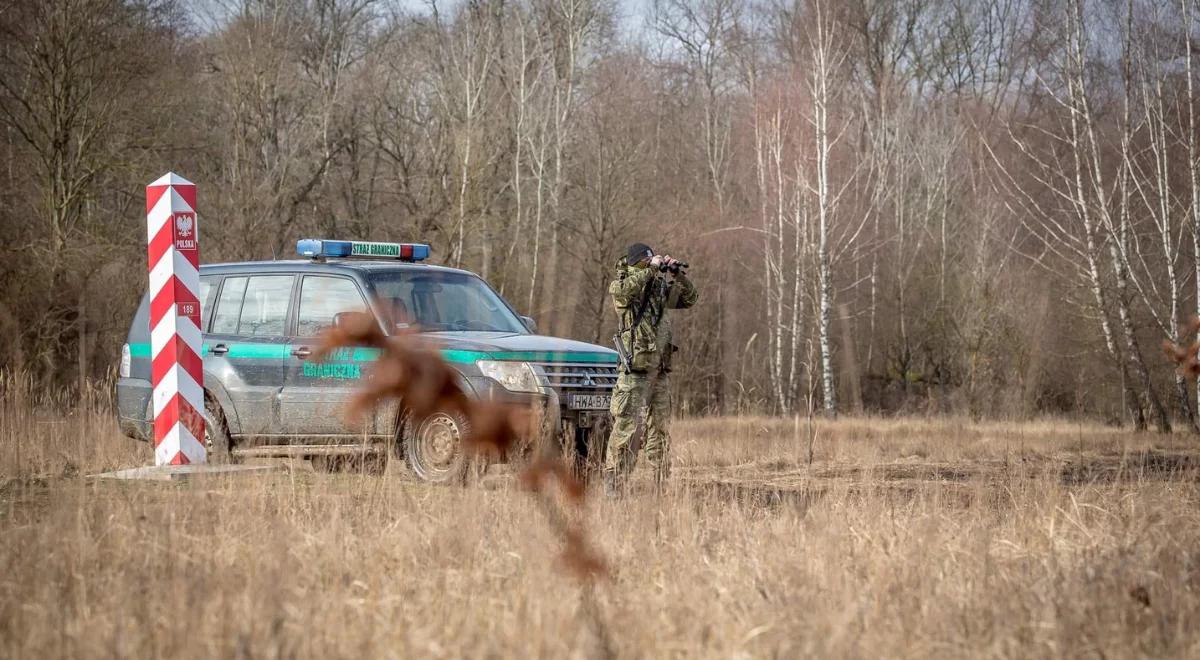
[5,386,1200,657]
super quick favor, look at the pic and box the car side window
[296,276,367,337]
[198,275,219,332]
[238,275,294,337]
[210,276,247,335]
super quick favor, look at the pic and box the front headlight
[476,360,540,393]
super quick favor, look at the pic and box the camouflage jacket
[610,259,699,373]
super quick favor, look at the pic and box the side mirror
[521,315,537,333]
[332,311,357,329]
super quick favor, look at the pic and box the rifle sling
[624,276,657,361]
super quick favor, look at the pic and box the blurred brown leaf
[521,457,587,503]
[1129,584,1151,608]
[1162,319,1200,379]
[315,309,608,585]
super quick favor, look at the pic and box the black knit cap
[627,242,654,264]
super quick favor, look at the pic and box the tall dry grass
[3,374,1200,657]
[0,372,141,479]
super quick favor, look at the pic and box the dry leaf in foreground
[1163,317,1200,377]
[314,311,609,581]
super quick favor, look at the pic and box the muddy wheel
[404,410,471,484]
[204,396,234,464]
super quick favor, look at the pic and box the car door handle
[292,346,312,359]
[210,344,229,356]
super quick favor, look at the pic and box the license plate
[568,394,611,410]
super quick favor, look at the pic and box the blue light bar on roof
[297,239,431,262]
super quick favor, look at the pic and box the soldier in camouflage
[604,242,699,495]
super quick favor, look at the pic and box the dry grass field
[4,379,1200,658]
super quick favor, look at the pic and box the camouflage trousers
[604,371,671,482]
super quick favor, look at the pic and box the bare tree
[6,0,1200,422]
[0,0,185,379]
[806,0,854,416]
[536,0,605,333]
[752,82,808,413]
[652,0,741,214]
[429,0,500,273]
[1116,0,1196,428]
[990,0,1169,430]
[1182,0,1200,422]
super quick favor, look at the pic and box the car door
[278,274,377,437]
[205,273,296,438]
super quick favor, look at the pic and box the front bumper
[465,375,612,444]
[116,377,153,441]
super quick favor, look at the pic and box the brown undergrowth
[314,312,606,581]
[4,372,1200,657]
[314,313,614,655]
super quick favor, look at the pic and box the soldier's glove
[649,255,666,269]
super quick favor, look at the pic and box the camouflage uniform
[604,257,699,487]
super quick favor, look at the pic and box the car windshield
[367,270,527,334]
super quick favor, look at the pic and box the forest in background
[3,0,1200,427]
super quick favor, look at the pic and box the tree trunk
[812,1,837,418]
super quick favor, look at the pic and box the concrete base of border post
[90,464,285,481]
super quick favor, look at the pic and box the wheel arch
[390,370,478,446]
[202,378,240,435]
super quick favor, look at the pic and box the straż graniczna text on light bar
[296,239,431,262]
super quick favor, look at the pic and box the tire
[403,409,471,484]
[204,396,234,464]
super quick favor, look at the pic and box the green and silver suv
[116,239,617,481]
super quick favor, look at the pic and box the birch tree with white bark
[429,0,500,273]
[805,0,852,416]
[751,81,809,413]
[990,0,1169,430]
[1180,0,1200,419]
[1116,0,1196,429]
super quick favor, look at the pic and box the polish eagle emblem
[175,214,194,238]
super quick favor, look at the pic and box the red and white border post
[146,172,206,465]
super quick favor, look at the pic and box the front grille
[532,362,618,394]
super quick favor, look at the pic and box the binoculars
[657,260,688,274]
